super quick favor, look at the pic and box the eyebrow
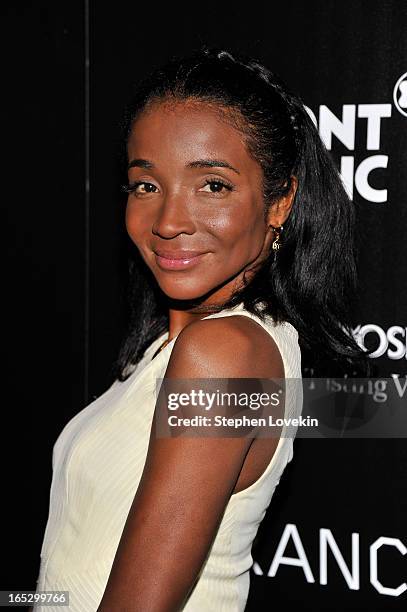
[127,157,240,175]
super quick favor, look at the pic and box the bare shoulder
[166,313,285,379]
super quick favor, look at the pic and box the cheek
[211,200,266,255]
[125,203,147,245]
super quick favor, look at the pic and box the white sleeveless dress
[34,302,302,611]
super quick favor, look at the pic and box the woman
[33,47,371,611]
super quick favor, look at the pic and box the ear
[266,176,298,227]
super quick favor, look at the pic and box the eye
[200,179,234,195]
[121,181,158,195]
[121,179,234,197]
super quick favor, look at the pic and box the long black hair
[112,46,374,381]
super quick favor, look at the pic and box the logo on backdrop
[393,72,407,117]
[305,72,406,204]
[253,523,407,598]
[352,324,407,361]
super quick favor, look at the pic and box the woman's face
[125,99,274,305]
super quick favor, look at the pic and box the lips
[153,248,208,270]
[154,249,207,259]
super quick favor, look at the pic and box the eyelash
[121,179,234,196]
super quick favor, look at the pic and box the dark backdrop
[3,1,406,610]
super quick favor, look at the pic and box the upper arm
[97,316,283,612]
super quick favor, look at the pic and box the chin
[154,276,215,302]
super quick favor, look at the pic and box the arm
[97,315,282,612]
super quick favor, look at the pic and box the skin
[97,99,298,611]
[124,98,297,339]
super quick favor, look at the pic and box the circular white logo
[393,72,407,117]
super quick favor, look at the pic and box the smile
[154,251,208,271]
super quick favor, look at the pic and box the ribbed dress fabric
[34,301,302,611]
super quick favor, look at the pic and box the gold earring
[271,225,283,251]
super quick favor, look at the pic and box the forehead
[127,99,257,170]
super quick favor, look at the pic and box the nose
[152,190,196,238]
